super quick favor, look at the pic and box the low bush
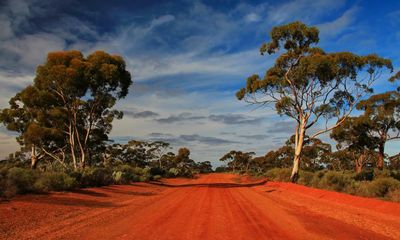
[389,171,400,181]
[298,171,314,186]
[356,177,400,198]
[6,167,37,194]
[0,164,163,199]
[250,167,400,203]
[265,168,291,182]
[80,167,113,187]
[317,171,353,192]
[34,172,77,192]
[387,189,400,202]
[153,175,162,181]
[354,170,374,181]
[166,168,180,177]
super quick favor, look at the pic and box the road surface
[1,173,400,239]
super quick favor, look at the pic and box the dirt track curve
[1,173,400,240]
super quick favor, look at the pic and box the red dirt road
[1,173,400,240]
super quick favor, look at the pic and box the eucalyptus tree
[0,50,132,169]
[356,91,400,169]
[331,116,378,173]
[220,150,255,172]
[236,21,392,182]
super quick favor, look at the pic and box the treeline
[0,51,211,198]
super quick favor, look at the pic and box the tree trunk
[69,124,77,170]
[31,145,39,169]
[355,154,366,173]
[290,121,306,183]
[72,111,86,169]
[377,144,385,170]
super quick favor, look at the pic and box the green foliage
[265,168,292,182]
[354,170,374,181]
[297,171,315,186]
[153,175,162,181]
[356,178,400,198]
[6,167,37,194]
[34,172,77,192]
[317,171,352,192]
[220,150,255,172]
[214,165,229,173]
[167,168,180,177]
[80,167,114,187]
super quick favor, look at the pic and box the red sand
[1,173,399,240]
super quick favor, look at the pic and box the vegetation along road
[1,173,400,240]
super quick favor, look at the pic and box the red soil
[1,173,399,240]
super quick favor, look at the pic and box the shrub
[387,189,400,202]
[374,169,392,179]
[167,168,180,177]
[153,175,162,181]
[80,167,113,187]
[356,177,400,198]
[265,168,291,182]
[310,170,327,187]
[389,171,400,181]
[149,167,164,176]
[298,171,315,186]
[317,171,352,192]
[34,172,77,192]
[354,170,374,181]
[6,167,37,195]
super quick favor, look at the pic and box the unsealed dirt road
[1,173,400,240]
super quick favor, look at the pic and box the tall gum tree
[0,50,132,169]
[236,21,392,182]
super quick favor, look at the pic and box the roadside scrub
[264,168,400,202]
[0,165,161,199]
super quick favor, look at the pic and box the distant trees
[356,91,400,169]
[331,117,377,173]
[220,150,255,172]
[331,89,400,171]
[236,21,392,182]
[220,137,332,173]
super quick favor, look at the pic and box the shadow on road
[148,180,268,188]
[15,196,123,208]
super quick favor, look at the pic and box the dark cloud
[179,134,238,145]
[124,110,160,118]
[220,132,237,136]
[133,132,239,146]
[209,114,262,125]
[148,132,174,138]
[155,112,206,124]
[266,121,294,134]
[238,134,269,140]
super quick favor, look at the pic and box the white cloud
[267,0,347,24]
[245,13,261,23]
[318,6,359,38]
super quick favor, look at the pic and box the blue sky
[0,0,399,165]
